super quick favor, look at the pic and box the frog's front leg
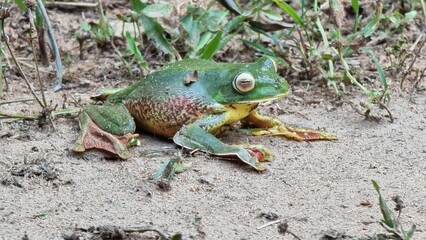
[73,104,139,159]
[172,114,273,171]
[242,111,337,141]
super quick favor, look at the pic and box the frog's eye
[233,72,255,93]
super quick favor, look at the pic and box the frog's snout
[275,77,288,86]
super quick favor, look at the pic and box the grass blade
[201,31,222,59]
[125,31,147,70]
[371,180,396,229]
[420,0,426,25]
[216,0,242,15]
[154,159,174,180]
[13,0,27,11]
[223,15,246,35]
[361,16,379,37]
[140,15,173,55]
[241,39,275,56]
[351,0,360,32]
[361,48,387,91]
[404,225,416,239]
[351,0,359,15]
[273,0,304,28]
[195,32,213,52]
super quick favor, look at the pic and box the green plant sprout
[356,180,416,240]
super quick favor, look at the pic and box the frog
[72,57,336,171]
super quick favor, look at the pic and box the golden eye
[233,72,255,93]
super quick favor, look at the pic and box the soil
[0,1,425,240]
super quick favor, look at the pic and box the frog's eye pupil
[233,72,255,93]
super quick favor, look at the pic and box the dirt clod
[277,221,288,235]
[10,163,58,180]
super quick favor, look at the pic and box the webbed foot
[242,111,337,141]
[251,125,337,141]
[73,111,138,159]
[243,144,275,162]
[173,121,268,171]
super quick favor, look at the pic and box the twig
[75,225,169,240]
[0,54,3,95]
[45,1,98,8]
[256,218,286,230]
[285,110,311,120]
[296,28,311,80]
[379,102,394,123]
[401,34,425,88]
[27,7,47,107]
[0,111,39,120]
[421,0,426,25]
[124,226,168,240]
[410,68,426,96]
[37,27,49,66]
[111,41,134,76]
[289,232,302,240]
[0,47,11,68]
[16,59,51,73]
[0,98,35,105]
[50,107,81,117]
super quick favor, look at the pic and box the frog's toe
[281,126,337,141]
[252,125,337,141]
[235,154,265,171]
[73,113,138,159]
[252,162,265,171]
[244,145,275,162]
[211,150,265,171]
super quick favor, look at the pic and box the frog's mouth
[233,92,288,104]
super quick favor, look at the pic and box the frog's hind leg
[242,111,337,141]
[73,105,138,159]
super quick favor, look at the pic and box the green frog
[73,57,336,170]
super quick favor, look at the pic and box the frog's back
[112,59,225,138]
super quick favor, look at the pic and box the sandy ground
[1,91,425,239]
[0,1,426,239]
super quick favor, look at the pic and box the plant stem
[37,27,49,65]
[296,28,311,80]
[50,108,81,118]
[420,0,426,25]
[28,8,47,107]
[0,98,35,106]
[315,18,339,96]
[337,48,370,95]
[0,111,39,120]
[401,35,426,88]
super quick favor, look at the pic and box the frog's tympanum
[73,57,336,170]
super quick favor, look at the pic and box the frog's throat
[232,92,287,104]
